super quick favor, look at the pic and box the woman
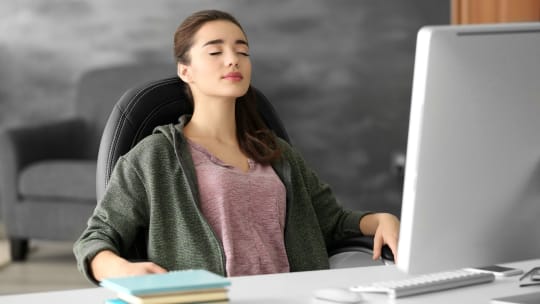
[73,9,399,283]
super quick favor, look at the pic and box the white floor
[0,240,93,295]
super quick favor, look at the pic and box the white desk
[1,259,539,304]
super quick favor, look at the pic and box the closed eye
[209,52,222,56]
[238,52,250,57]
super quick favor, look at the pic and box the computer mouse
[312,287,364,303]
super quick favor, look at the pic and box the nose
[226,51,240,68]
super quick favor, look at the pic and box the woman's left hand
[359,213,400,261]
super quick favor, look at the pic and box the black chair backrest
[76,63,176,158]
[96,76,290,200]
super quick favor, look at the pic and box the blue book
[100,269,231,296]
[105,299,128,304]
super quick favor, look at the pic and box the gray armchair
[0,63,175,261]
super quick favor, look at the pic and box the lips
[222,72,243,81]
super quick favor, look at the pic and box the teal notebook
[100,269,231,296]
[105,299,128,304]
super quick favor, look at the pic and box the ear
[177,63,192,83]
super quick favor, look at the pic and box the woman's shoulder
[129,133,171,154]
[275,137,298,155]
[274,136,307,166]
[275,136,292,151]
[122,124,179,163]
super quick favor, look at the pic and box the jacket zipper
[172,125,228,276]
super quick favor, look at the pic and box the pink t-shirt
[188,140,290,276]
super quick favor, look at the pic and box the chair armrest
[328,235,395,262]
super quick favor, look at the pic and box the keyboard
[350,269,495,298]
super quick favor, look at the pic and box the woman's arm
[74,156,151,283]
[359,213,400,261]
[278,140,400,261]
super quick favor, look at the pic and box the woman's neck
[184,97,237,144]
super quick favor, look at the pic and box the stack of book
[100,269,231,304]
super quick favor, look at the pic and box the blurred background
[0,0,452,294]
[0,0,448,213]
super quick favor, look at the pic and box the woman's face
[178,20,251,101]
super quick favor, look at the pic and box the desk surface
[1,259,539,304]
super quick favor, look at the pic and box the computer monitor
[397,22,540,275]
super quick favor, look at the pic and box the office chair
[96,76,394,268]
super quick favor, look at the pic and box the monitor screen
[397,22,540,274]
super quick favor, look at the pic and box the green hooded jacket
[73,117,369,283]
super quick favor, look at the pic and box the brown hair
[173,10,281,164]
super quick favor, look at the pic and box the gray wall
[0,0,449,217]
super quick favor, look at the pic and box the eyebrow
[202,39,249,47]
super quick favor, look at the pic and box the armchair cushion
[18,160,96,202]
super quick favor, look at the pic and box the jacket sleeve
[73,156,149,284]
[285,144,372,245]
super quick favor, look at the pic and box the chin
[223,87,250,98]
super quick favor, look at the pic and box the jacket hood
[152,114,191,146]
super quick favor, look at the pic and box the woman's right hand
[91,250,167,282]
